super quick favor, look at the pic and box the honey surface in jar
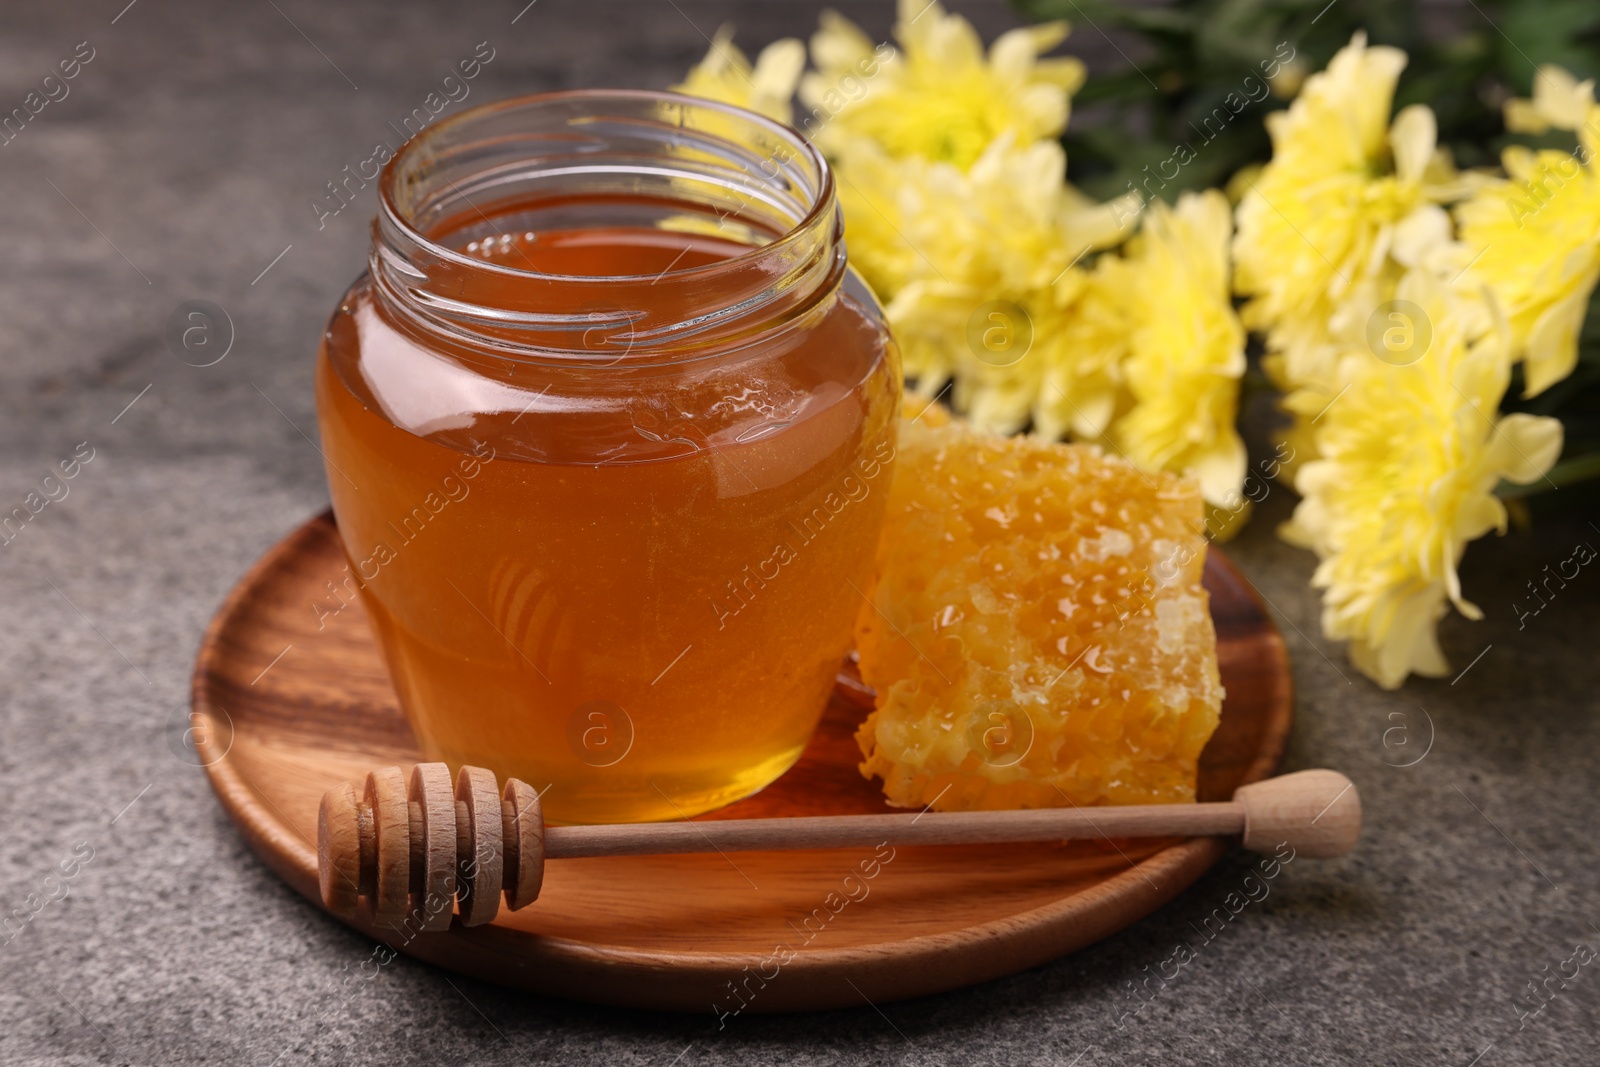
[316,219,899,823]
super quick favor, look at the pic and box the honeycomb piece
[855,403,1223,811]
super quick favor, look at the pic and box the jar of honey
[315,91,900,823]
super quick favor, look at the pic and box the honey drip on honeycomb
[855,404,1224,811]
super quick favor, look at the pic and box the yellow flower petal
[674,25,804,124]
[1456,132,1600,397]
[1486,412,1565,484]
[831,131,1143,444]
[1505,65,1597,134]
[809,9,876,72]
[800,0,1082,169]
[1285,268,1563,689]
[1390,104,1437,184]
[750,38,807,109]
[1233,33,1458,396]
[1344,582,1451,688]
[1111,191,1248,507]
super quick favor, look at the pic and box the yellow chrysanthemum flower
[1233,32,1461,394]
[1033,255,1129,444]
[1113,190,1248,508]
[674,25,805,125]
[1281,270,1563,689]
[836,135,1137,434]
[1275,201,1475,479]
[1455,65,1600,397]
[825,135,936,303]
[799,0,1085,169]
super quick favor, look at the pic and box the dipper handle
[317,765,1360,930]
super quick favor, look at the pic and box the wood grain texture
[190,510,1293,1013]
[539,803,1252,858]
[455,765,504,927]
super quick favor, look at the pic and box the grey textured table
[1,2,1596,1064]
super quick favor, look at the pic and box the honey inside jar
[315,92,899,823]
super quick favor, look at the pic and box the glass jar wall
[314,90,900,823]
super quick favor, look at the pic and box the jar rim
[376,88,835,287]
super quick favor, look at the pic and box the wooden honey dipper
[319,764,1360,929]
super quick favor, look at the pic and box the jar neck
[370,90,844,368]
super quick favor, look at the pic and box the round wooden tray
[191,510,1291,1013]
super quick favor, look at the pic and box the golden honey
[314,92,899,823]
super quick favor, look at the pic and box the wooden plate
[191,510,1291,1013]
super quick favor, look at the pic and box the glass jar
[314,90,900,823]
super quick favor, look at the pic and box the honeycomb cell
[855,403,1223,811]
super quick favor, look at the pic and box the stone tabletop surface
[1,2,1596,1064]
